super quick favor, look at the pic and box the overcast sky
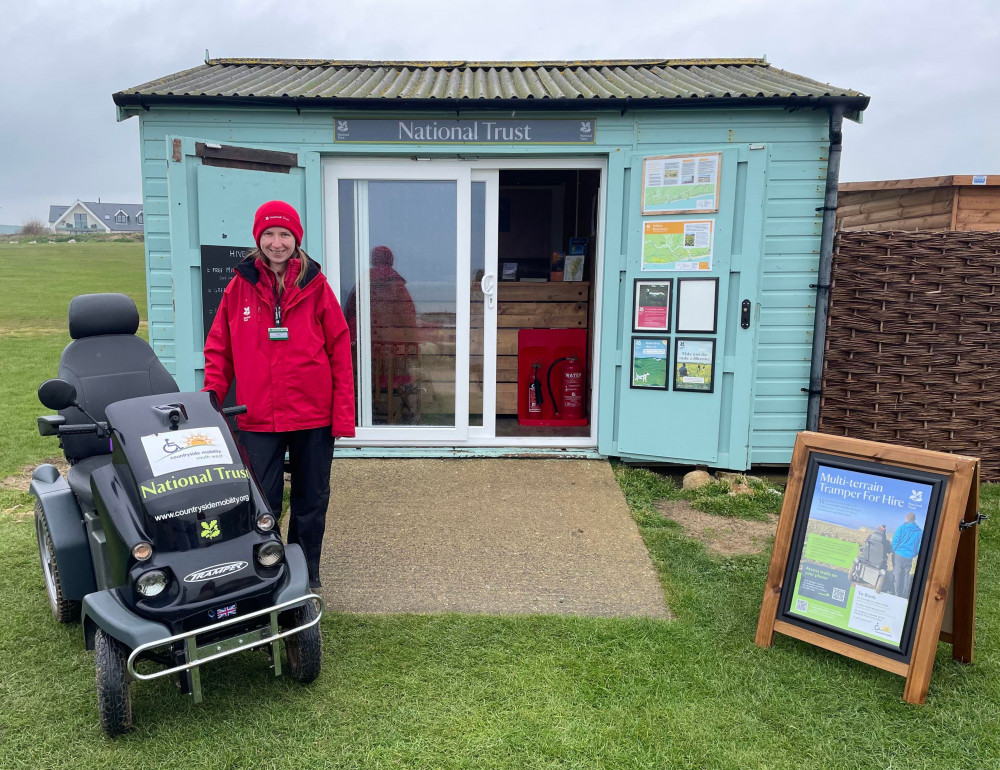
[2,0,998,225]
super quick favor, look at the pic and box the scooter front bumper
[127,593,323,701]
[81,543,321,702]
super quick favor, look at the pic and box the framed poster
[633,279,672,332]
[674,338,715,392]
[641,152,721,214]
[630,337,669,389]
[641,220,714,272]
[676,278,719,333]
[780,453,946,657]
[756,432,981,704]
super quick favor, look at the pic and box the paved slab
[317,458,671,618]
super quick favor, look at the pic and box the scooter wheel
[284,600,322,684]
[95,628,133,736]
[34,500,80,623]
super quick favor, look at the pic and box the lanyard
[272,281,282,326]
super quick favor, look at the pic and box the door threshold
[333,446,604,460]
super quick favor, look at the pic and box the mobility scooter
[30,293,323,736]
[849,526,891,593]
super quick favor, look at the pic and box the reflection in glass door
[327,162,472,442]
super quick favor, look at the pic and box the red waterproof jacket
[204,255,356,438]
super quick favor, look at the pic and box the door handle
[741,299,752,329]
[481,273,496,309]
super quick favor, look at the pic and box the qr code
[795,599,808,612]
[832,588,846,602]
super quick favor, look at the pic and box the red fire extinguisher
[547,356,584,420]
[527,361,543,415]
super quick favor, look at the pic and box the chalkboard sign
[756,432,981,704]
[201,245,250,422]
[201,245,250,341]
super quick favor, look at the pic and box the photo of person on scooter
[204,200,356,589]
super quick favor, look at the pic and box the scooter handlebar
[222,405,248,416]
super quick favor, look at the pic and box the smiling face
[258,226,297,274]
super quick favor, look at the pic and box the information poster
[630,337,669,389]
[641,152,721,214]
[642,220,713,272]
[633,279,671,332]
[787,464,936,650]
[674,338,715,392]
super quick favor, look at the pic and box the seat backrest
[57,293,179,462]
[863,533,886,566]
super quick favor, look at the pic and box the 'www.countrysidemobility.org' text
[154,495,250,521]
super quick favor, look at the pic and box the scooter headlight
[255,512,276,532]
[136,570,168,597]
[256,541,284,568]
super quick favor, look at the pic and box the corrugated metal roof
[114,58,868,119]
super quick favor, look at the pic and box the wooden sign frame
[756,432,980,704]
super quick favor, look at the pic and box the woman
[204,200,355,588]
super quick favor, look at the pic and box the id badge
[268,327,289,341]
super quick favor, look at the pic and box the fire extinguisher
[547,356,584,419]
[527,361,543,415]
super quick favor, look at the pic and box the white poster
[140,426,233,477]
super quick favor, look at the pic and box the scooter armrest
[58,421,110,436]
[37,415,66,436]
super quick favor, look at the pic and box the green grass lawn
[0,244,998,768]
[0,241,146,331]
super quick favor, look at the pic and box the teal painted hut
[114,58,868,468]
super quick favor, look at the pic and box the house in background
[48,200,144,232]
[837,175,998,232]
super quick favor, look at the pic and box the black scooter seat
[67,455,111,512]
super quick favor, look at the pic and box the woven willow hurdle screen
[820,230,1000,479]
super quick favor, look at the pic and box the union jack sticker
[211,603,237,620]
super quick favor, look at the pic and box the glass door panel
[470,172,498,439]
[470,181,485,428]
[327,161,471,442]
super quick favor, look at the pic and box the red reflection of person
[344,246,419,419]
[345,245,417,342]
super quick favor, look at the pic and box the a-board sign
[756,432,981,704]
[200,245,250,420]
[201,245,250,342]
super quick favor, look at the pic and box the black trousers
[240,427,334,580]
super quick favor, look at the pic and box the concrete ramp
[319,458,670,618]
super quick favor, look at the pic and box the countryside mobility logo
[140,426,233,477]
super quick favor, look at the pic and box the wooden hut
[113,57,868,468]
[837,175,999,232]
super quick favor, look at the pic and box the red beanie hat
[253,200,303,247]
[371,245,394,266]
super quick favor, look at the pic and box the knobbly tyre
[29,293,323,736]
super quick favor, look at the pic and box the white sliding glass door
[325,160,497,443]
